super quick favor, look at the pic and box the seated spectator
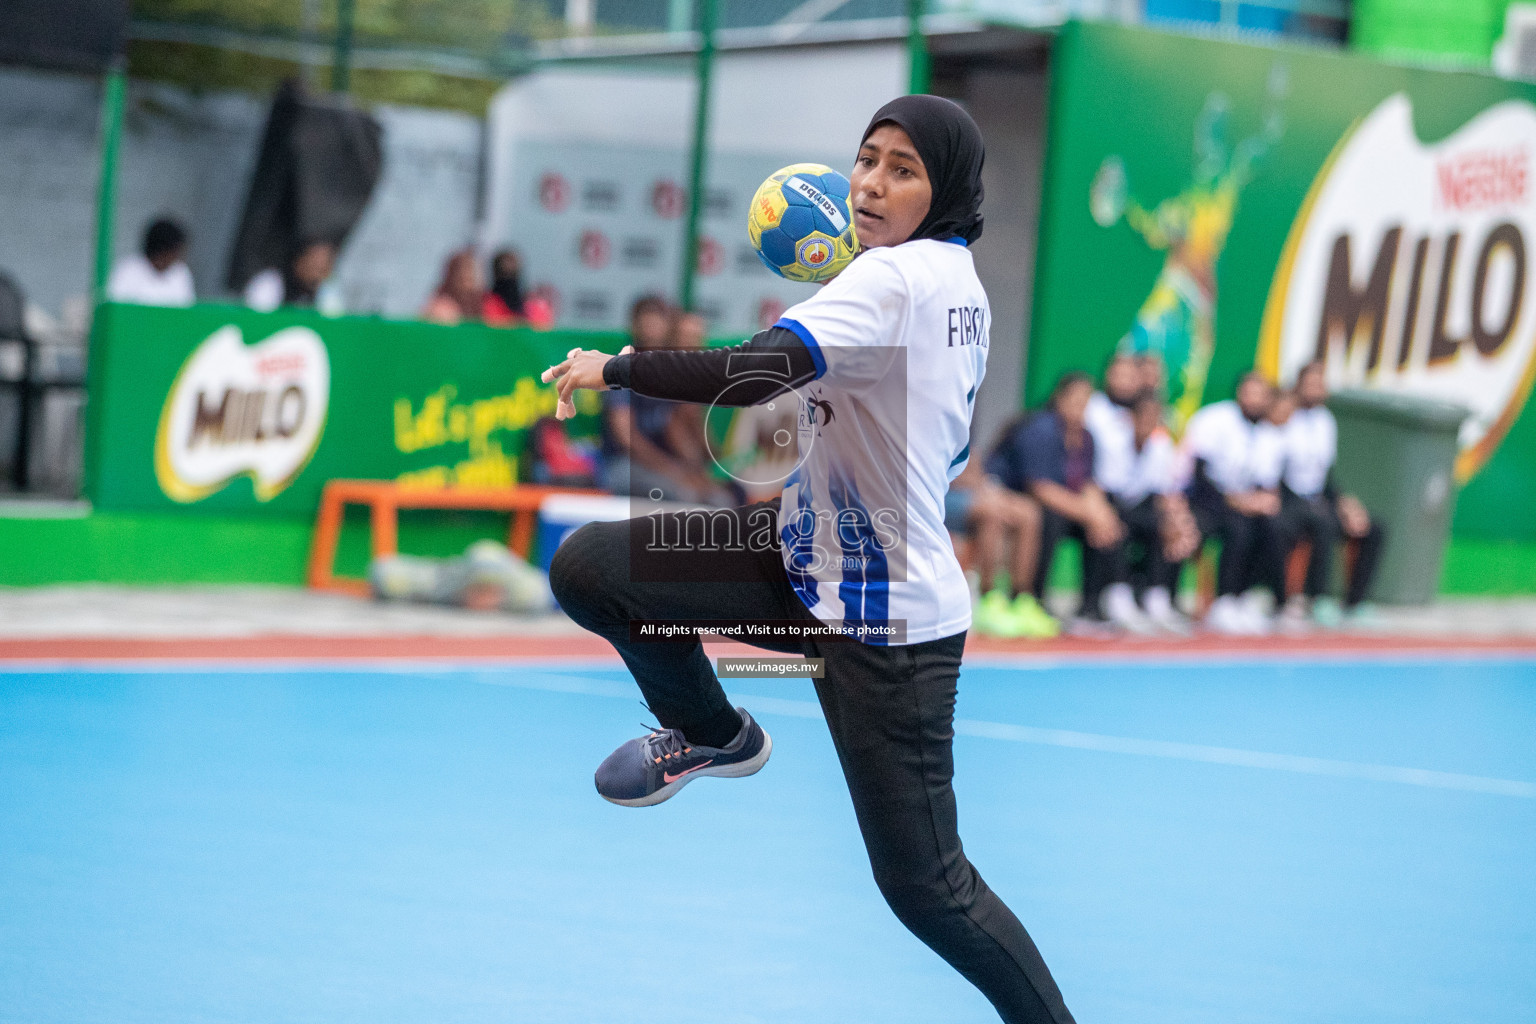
[1084,352,1191,631]
[422,248,486,326]
[1134,350,1167,401]
[945,457,1058,639]
[600,298,735,506]
[653,310,737,503]
[1084,352,1140,503]
[245,240,339,313]
[988,372,1149,633]
[483,249,523,325]
[656,311,744,505]
[721,396,799,503]
[524,415,600,488]
[655,311,706,481]
[526,283,560,326]
[669,309,707,350]
[1251,387,1297,496]
[1182,372,1285,634]
[108,218,195,307]
[1274,361,1386,626]
[484,249,555,329]
[1113,390,1199,631]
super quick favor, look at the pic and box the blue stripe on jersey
[773,317,827,379]
[779,468,820,608]
[951,390,976,476]
[828,471,890,645]
[943,236,969,247]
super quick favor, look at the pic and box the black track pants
[1276,492,1387,607]
[1192,499,1284,598]
[1115,495,1179,592]
[549,501,1076,1024]
[1031,508,1127,615]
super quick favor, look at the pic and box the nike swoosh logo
[664,760,714,784]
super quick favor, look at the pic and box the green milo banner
[85,303,613,515]
[1031,21,1536,541]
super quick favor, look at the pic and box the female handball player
[542,94,1075,1024]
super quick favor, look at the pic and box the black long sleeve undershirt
[601,326,819,407]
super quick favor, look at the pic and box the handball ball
[748,163,858,283]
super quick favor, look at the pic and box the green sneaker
[974,589,1025,638]
[1011,592,1062,639]
[1311,595,1344,630]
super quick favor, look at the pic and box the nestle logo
[1436,147,1528,212]
[255,353,305,377]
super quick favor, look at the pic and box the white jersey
[775,238,986,645]
[107,254,195,307]
[1281,405,1336,497]
[1182,400,1269,494]
[1251,421,1287,490]
[1118,430,1179,505]
[1084,391,1135,496]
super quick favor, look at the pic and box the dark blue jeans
[550,501,1076,1024]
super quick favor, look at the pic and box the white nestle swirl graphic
[785,176,848,234]
[1264,93,1536,479]
[154,325,331,502]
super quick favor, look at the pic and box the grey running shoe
[594,708,772,807]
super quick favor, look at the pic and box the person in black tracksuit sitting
[1181,372,1286,635]
[1109,391,1201,631]
[1271,361,1386,625]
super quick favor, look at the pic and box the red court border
[2,633,1534,663]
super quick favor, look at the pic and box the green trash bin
[1328,390,1470,605]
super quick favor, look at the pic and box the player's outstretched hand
[541,345,633,420]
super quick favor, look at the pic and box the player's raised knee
[548,521,623,620]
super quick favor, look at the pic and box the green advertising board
[85,303,615,515]
[1031,21,1536,541]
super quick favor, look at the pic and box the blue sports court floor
[2,655,1533,1023]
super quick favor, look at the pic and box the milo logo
[154,325,330,502]
[1260,94,1536,480]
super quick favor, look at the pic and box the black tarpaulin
[0,0,129,74]
[226,80,384,292]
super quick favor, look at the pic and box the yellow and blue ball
[747,163,858,283]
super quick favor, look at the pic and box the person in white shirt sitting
[107,219,195,307]
[244,240,339,314]
[1182,372,1287,634]
[1086,355,1195,631]
[1084,352,1140,506]
[1112,391,1200,631]
[1273,361,1385,626]
[1250,388,1299,622]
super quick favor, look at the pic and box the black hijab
[491,263,526,317]
[860,94,985,245]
